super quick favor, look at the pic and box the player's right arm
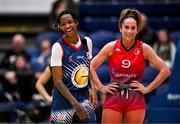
[90,41,118,94]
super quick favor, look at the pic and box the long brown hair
[119,8,142,32]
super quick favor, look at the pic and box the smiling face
[59,14,78,37]
[120,17,138,42]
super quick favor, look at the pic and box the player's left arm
[131,43,171,94]
[86,37,98,109]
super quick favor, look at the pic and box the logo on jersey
[71,64,89,88]
[115,48,121,52]
[68,56,73,62]
[57,113,66,121]
[122,59,131,68]
[86,52,92,60]
[134,48,140,55]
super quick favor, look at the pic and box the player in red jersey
[90,8,171,123]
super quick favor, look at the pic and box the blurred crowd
[0,0,178,123]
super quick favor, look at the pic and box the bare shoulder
[142,43,156,59]
[143,43,154,52]
[104,40,116,49]
[101,40,117,56]
[102,40,116,51]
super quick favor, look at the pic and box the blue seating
[96,65,110,85]
[92,47,100,56]
[89,30,115,49]
[80,17,180,32]
[142,65,158,84]
[142,36,180,124]
[36,31,61,46]
[26,46,39,58]
[171,31,180,45]
[168,40,180,93]
[146,107,180,123]
[79,2,180,32]
[80,18,119,32]
[80,3,180,17]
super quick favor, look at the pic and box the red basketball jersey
[109,39,145,85]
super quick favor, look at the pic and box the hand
[46,96,53,105]
[89,88,98,109]
[130,80,149,94]
[74,102,90,120]
[4,71,17,84]
[99,82,119,94]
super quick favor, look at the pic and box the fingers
[107,83,119,93]
[130,80,141,88]
[92,99,98,110]
[130,80,147,94]
[108,82,119,87]
[89,95,98,109]
[77,108,90,120]
[106,88,115,94]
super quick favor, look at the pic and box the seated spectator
[50,0,79,24]
[153,29,176,68]
[31,40,51,73]
[2,55,35,103]
[137,13,157,46]
[0,33,30,70]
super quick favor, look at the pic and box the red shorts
[103,91,146,113]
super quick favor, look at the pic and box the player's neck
[122,39,135,50]
[65,34,79,45]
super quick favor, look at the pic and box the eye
[60,23,65,27]
[124,25,129,29]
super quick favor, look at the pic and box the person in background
[49,0,79,25]
[153,29,176,68]
[137,13,157,46]
[90,8,171,123]
[31,39,51,73]
[50,10,97,123]
[35,66,53,105]
[2,55,35,103]
[0,33,30,70]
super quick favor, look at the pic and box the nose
[65,23,70,28]
[127,29,132,33]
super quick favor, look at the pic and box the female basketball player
[50,10,97,123]
[90,8,171,123]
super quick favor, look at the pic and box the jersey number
[122,59,131,68]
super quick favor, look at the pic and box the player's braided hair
[54,9,79,30]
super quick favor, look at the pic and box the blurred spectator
[49,0,79,25]
[1,55,35,103]
[31,40,51,74]
[153,29,176,68]
[137,13,157,46]
[0,34,30,70]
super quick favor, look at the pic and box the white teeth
[66,28,72,32]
